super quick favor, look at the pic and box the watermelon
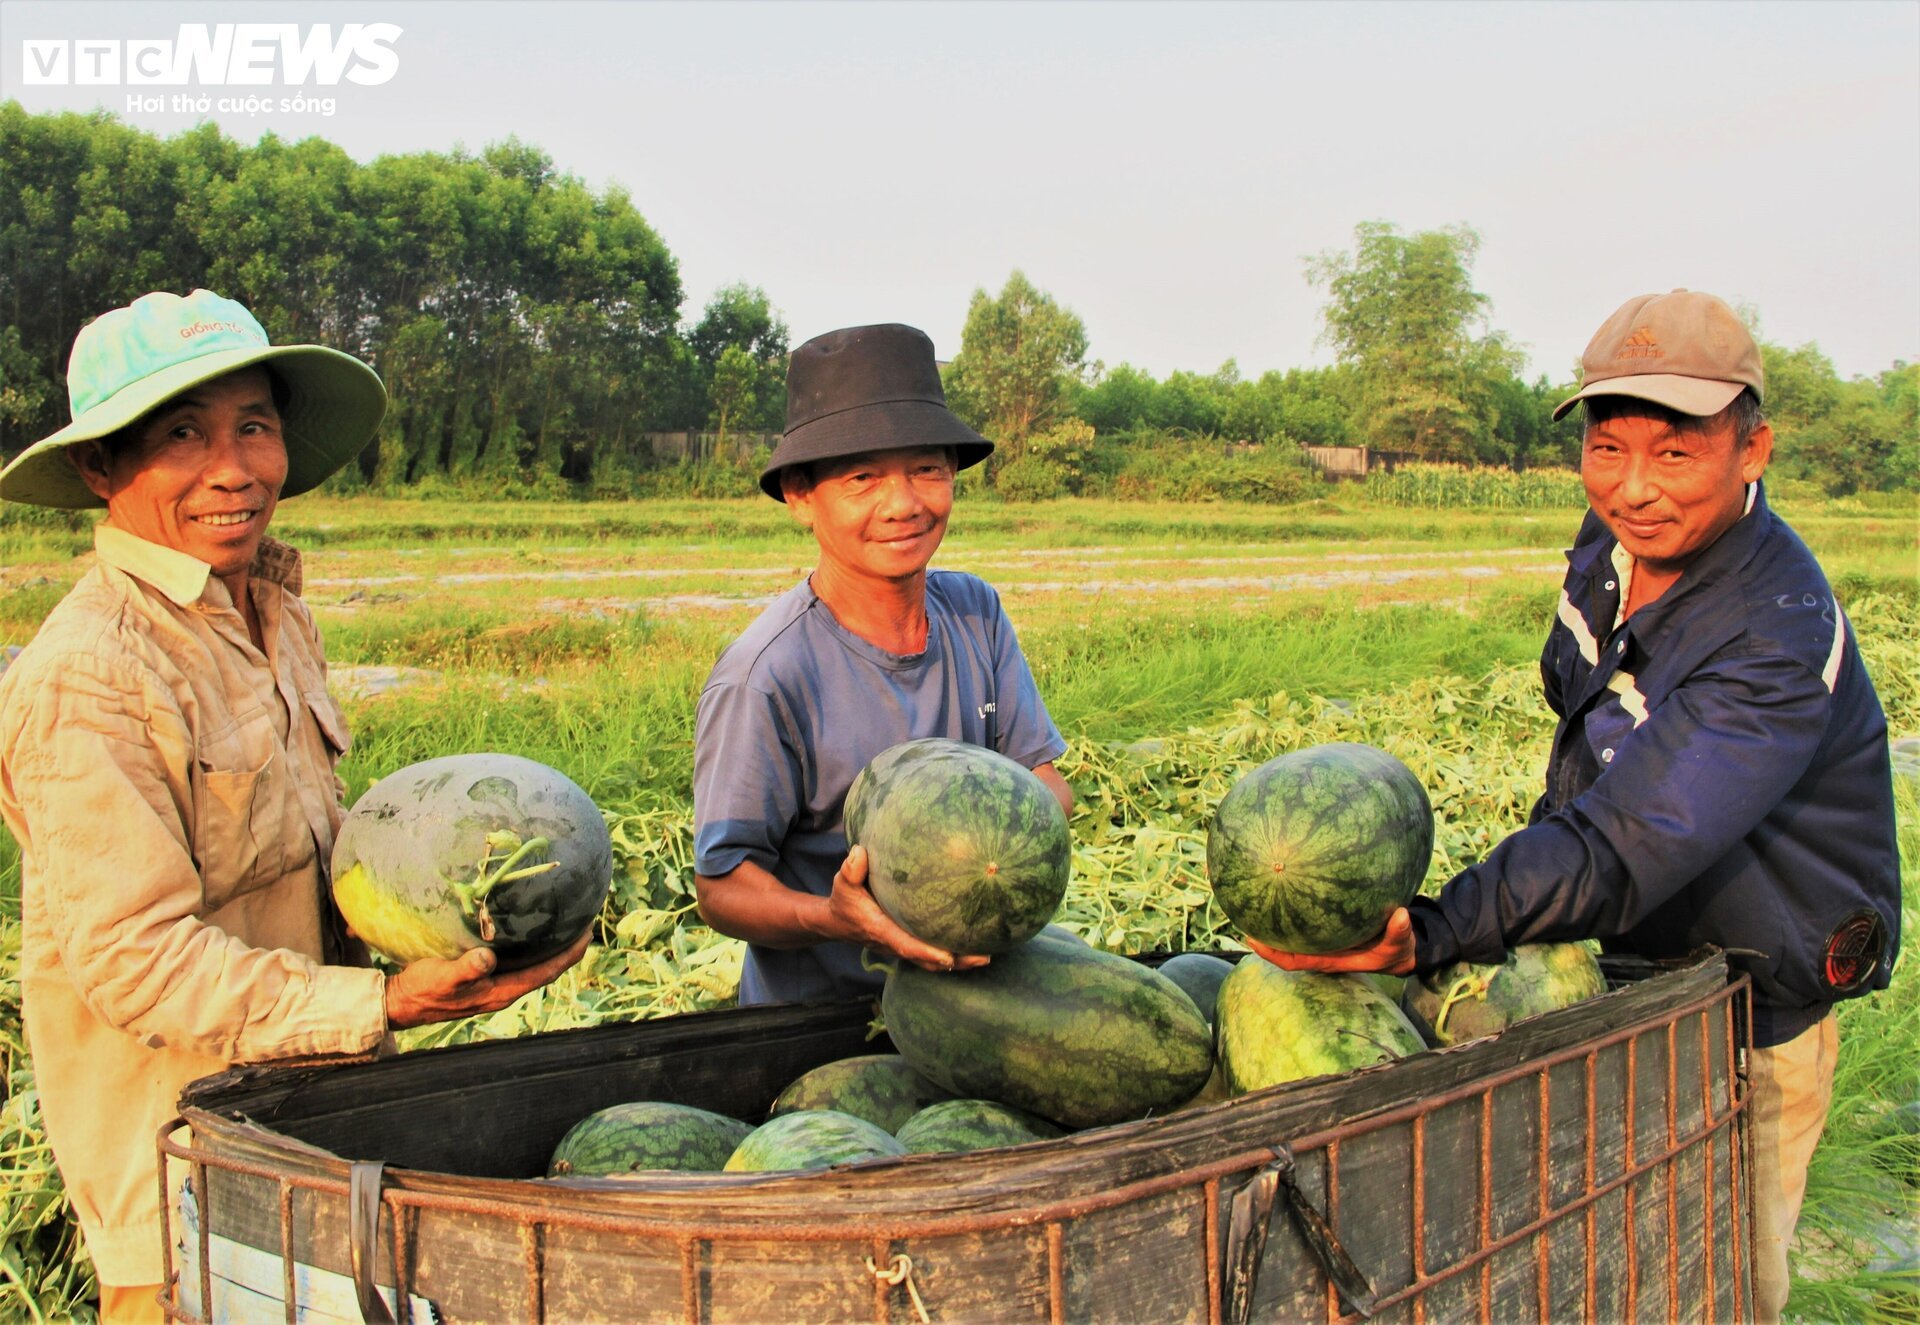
[331,753,611,969]
[1217,960,1426,1093]
[894,1100,1063,1154]
[1402,943,1607,1047]
[843,738,1070,954]
[547,1102,752,1176]
[768,1055,953,1134]
[882,928,1213,1128]
[724,1110,906,1173]
[1156,953,1237,1027]
[1207,742,1432,953]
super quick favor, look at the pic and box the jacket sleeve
[11,652,387,1061]
[1409,649,1834,969]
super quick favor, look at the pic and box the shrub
[1091,433,1323,504]
[995,455,1071,502]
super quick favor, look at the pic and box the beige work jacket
[0,525,386,1285]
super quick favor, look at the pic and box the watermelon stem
[1432,968,1497,1040]
[453,832,561,917]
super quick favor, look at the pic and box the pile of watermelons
[530,737,1610,1177]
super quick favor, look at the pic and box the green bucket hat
[0,289,388,509]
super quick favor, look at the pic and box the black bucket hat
[758,323,993,500]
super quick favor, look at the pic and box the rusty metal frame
[158,976,1751,1324]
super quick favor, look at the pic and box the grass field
[1,490,1914,1321]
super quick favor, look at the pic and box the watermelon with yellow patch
[331,754,611,969]
[1401,943,1607,1047]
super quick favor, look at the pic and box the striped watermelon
[724,1110,906,1173]
[768,1055,953,1134]
[844,738,1070,954]
[1207,742,1432,953]
[547,1102,752,1176]
[894,1100,1063,1154]
[881,928,1213,1128]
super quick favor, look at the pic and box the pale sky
[5,0,1917,383]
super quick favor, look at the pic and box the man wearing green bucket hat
[0,291,585,1321]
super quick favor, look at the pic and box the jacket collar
[94,524,304,607]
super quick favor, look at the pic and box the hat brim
[758,399,993,500]
[1552,374,1745,423]
[0,344,387,509]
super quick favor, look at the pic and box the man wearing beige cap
[1248,290,1900,1321]
[0,290,585,1321]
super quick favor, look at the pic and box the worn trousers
[1747,1013,1838,1324]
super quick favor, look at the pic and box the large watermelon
[1217,960,1426,1093]
[547,1102,752,1176]
[843,738,1069,954]
[724,1110,906,1173]
[1207,742,1432,953]
[1402,943,1608,1047]
[882,928,1214,1128]
[768,1055,953,1134]
[894,1100,1063,1154]
[331,754,611,969]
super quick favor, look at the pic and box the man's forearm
[695,860,837,949]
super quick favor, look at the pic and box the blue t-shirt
[694,571,1067,1005]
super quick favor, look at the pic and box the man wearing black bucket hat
[1246,291,1900,1323]
[693,324,1073,1004]
[0,291,585,1322]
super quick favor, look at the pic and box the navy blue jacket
[1408,485,1900,1047]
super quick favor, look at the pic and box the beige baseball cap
[1552,289,1764,421]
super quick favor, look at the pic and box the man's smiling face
[783,446,957,586]
[1581,403,1771,578]
[77,366,289,578]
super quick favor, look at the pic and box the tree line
[0,104,788,494]
[946,232,1916,499]
[2,106,1911,499]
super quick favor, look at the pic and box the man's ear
[70,441,115,503]
[779,465,814,526]
[1740,422,1774,484]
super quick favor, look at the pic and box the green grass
[0,494,1913,1321]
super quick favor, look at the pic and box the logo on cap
[1619,326,1664,360]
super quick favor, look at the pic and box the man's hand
[828,844,990,974]
[384,929,591,1030]
[1244,907,1416,976]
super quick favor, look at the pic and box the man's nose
[877,472,924,516]
[1618,452,1660,506]
[202,430,257,489]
